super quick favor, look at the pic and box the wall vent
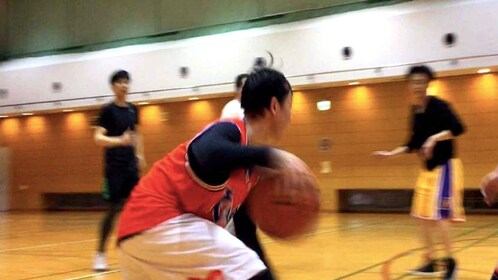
[0,89,8,99]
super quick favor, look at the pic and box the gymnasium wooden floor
[0,211,495,280]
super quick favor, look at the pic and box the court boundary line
[64,269,120,280]
[17,267,119,280]
[328,221,498,280]
[0,239,98,253]
[390,228,498,280]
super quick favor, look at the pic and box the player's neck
[245,118,273,146]
[422,95,430,108]
[414,95,430,112]
[113,98,127,107]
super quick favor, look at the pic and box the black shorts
[102,165,139,203]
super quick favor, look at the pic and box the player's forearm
[429,130,454,142]
[390,146,409,156]
[94,134,124,147]
[135,132,145,158]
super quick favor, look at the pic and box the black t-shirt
[97,102,139,167]
[404,96,465,171]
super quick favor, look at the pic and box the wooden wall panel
[1,73,497,210]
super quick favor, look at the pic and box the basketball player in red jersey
[222,73,276,280]
[117,68,302,279]
[480,166,498,280]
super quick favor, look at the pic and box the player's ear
[269,97,279,116]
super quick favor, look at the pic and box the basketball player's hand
[120,131,133,146]
[270,149,309,174]
[421,137,436,160]
[480,170,498,206]
[137,155,147,170]
[371,151,393,159]
[480,172,491,189]
[269,149,313,204]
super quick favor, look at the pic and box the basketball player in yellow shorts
[373,65,465,280]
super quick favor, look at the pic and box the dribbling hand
[269,149,315,205]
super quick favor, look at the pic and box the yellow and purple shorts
[411,159,465,222]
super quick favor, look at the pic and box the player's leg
[439,159,465,280]
[98,201,121,252]
[233,204,275,279]
[99,164,138,254]
[408,219,439,275]
[94,166,124,271]
[248,269,272,280]
[409,169,441,275]
[123,165,140,199]
[490,262,498,280]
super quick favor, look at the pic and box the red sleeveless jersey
[117,118,259,240]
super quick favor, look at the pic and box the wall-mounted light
[189,97,199,101]
[0,115,8,118]
[316,100,331,111]
[138,102,149,105]
[349,82,360,86]
[477,68,491,74]
[22,112,34,116]
[62,109,74,112]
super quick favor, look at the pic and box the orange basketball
[246,157,320,239]
[481,171,498,206]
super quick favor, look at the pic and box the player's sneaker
[92,252,108,271]
[443,257,457,280]
[408,259,441,276]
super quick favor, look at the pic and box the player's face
[112,78,130,99]
[408,74,430,106]
[272,92,293,140]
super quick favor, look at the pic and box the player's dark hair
[235,74,249,91]
[407,65,435,81]
[110,70,130,85]
[241,68,292,118]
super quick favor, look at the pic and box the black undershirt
[187,122,272,185]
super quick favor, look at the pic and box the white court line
[0,238,98,253]
[260,221,387,244]
[64,269,120,280]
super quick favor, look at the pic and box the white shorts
[119,214,266,280]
